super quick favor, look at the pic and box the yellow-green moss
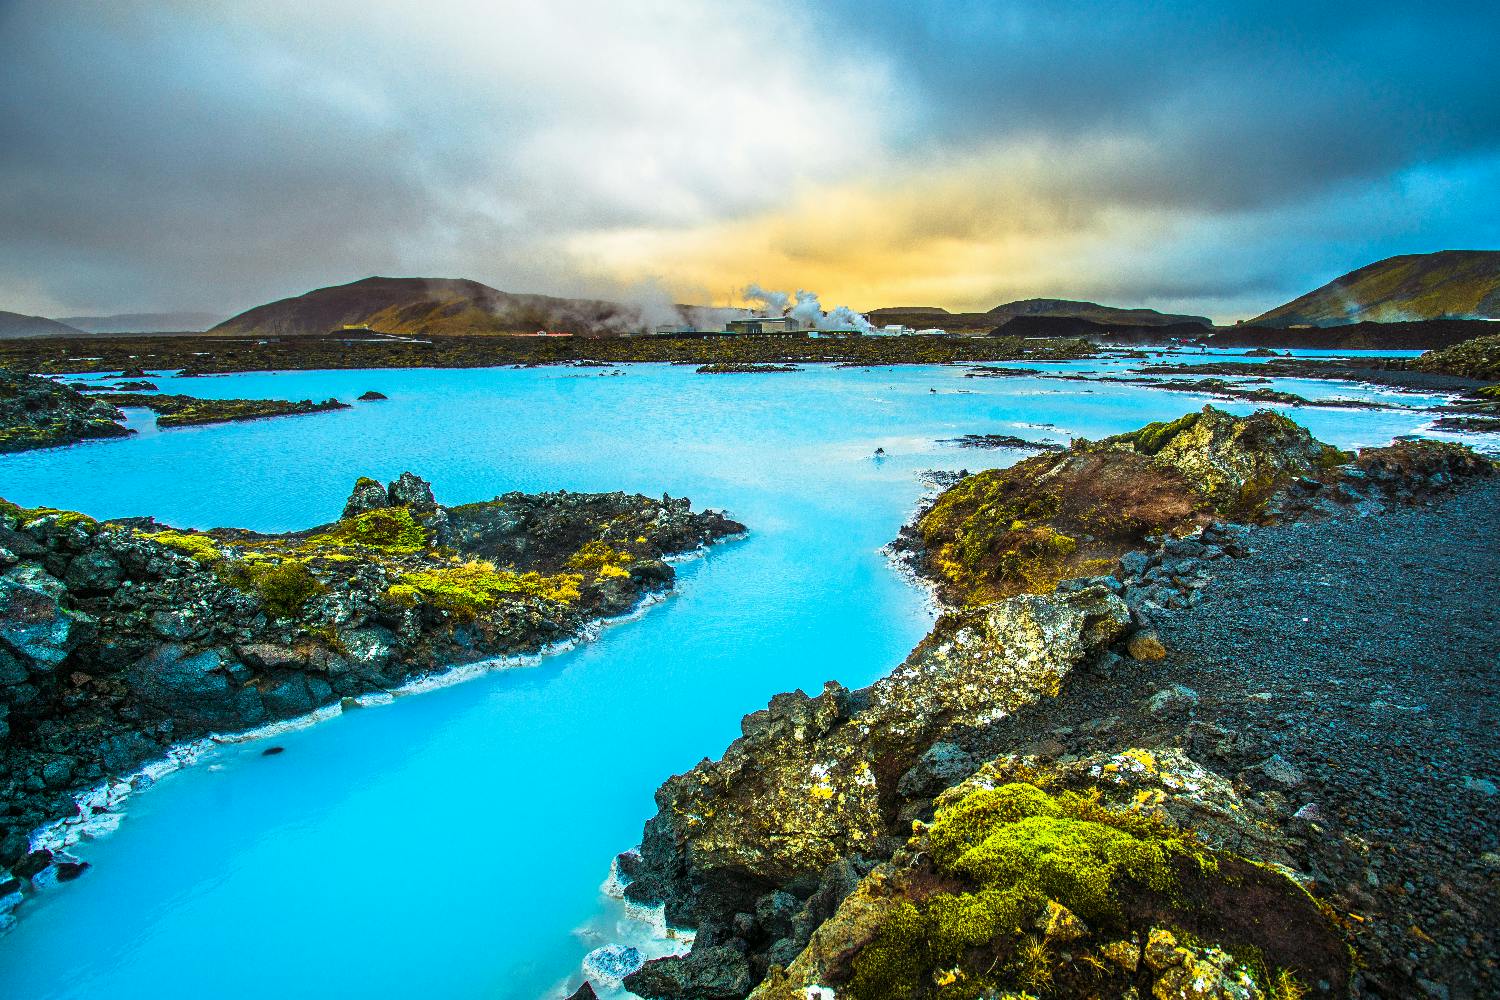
[2,503,100,532]
[566,539,636,579]
[388,560,581,619]
[307,506,428,553]
[1113,411,1201,455]
[144,529,223,564]
[847,782,1206,1000]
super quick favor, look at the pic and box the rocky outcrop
[621,586,1129,991]
[749,749,1347,1000]
[904,407,1352,604]
[91,392,349,427]
[1086,405,1347,516]
[0,369,132,453]
[0,475,743,892]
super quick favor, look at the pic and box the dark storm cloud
[815,0,1500,212]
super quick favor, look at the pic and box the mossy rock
[820,778,1347,1000]
[917,450,1208,603]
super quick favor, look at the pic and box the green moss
[846,782,1206,1000]
[236,559,324,619]
[144,529,223,564]
[388,560,581,619]
[946,815,1173,924]
[0,504,100,532]
[1115,411,1201,455]
[308,506,429,553]
[1316,444,1352,469]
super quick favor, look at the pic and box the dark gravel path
[979,479,1500,999]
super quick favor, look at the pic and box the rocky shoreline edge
[0,474,744,930]
[570,407,1495,1000]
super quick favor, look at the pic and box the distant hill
[59,312,225,333]
[986,298,1210,327]
[1249,250,1500,327]
[868,298,1209,332]
[991,313,1495,349]
[992,315,1213,342]
[0,311,86,339]
[1211,318,1497,351]
[211,276,649,337]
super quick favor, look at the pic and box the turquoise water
[0,360,1466,998]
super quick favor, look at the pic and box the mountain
[0,311,86,338]
[985,297,1210,327]
[1249,250,1500,327]
[211,277,646,337]
[867,298,1209,332]
[58,312,226,333]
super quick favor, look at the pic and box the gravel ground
[978,478,1500,999]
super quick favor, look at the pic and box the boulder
[0,565,76,668]
[1147,684,1200,716]
[341,477,390,519]
[260,674,333,717]
[63,548,122,592]
[127,644,265,728]
[581,944,644,984]
[0,648,28,686]
[342,626,397,672]
[387,472,436,510]
[1132,406,1340,515]
[896,741,976,798]
[1126,630,1168,661]
[624,944,751,1000]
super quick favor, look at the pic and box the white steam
[742,284,874,334]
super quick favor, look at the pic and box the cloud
[0,0,890,314]
[0,0,1495,321]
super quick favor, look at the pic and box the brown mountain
[210,277,649,337]
[0,311,86,339]
[1249,250,1500,327]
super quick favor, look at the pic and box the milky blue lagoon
[0,357,1471,998]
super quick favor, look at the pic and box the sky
[1,0,1497,323]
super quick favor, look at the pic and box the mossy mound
[917,450,1209,603]
[916,407,1348,602]
[761,766,1347,1000]
[1086,406,1348,517]
[305,506,431,553]
[1410,333,1500,381]
[386,561,580,620]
